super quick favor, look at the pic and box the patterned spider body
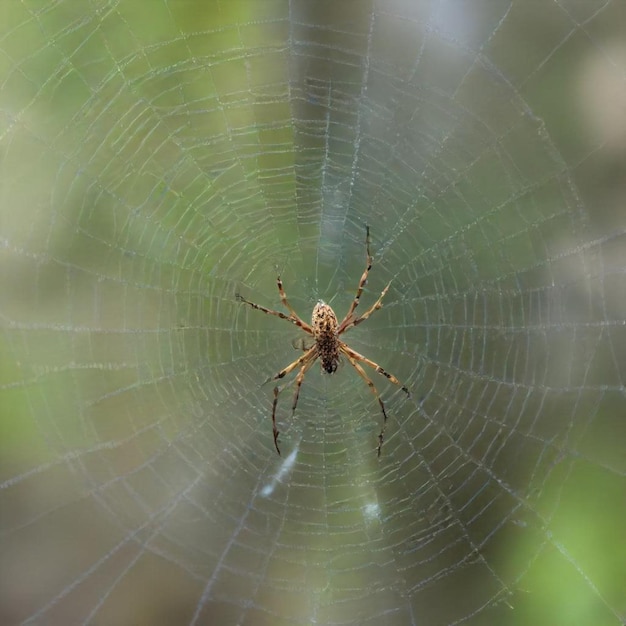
[312,301,339,373]
[236,226,410,456]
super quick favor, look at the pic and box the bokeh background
[1,2,625,625]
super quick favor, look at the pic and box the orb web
[1,1,625,625]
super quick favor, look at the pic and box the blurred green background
[1,1,625,625]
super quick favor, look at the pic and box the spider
[236,226,410,456]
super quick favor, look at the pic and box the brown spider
[236,227,410,456]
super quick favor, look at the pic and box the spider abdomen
[312,301,340,373]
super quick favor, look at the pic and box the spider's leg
[291,336,313,351]
[271,349,318,454]
[340,344,410,397]
[338,225,372,328]
[266,346,317,383]
[271,386,282,454]
[290,353,317,416]
[338,281,390,334]
[276,276,314,333]
[236,293,313,335]
[344,351,388,457]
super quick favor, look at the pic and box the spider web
[1,1,625,625]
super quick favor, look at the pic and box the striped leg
[338,226,372,329]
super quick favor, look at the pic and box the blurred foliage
[1,1,624,625]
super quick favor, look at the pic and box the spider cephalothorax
[236,226,410,456]
[312,301,339,373]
